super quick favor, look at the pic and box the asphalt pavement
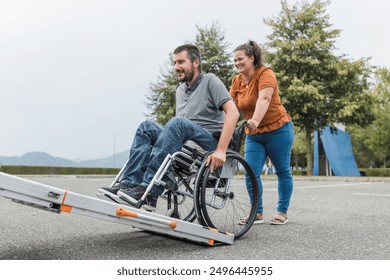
[0,175,389,260]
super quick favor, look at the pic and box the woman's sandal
[239,214,264,225]
[270,212,288,225]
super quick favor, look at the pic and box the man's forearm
[216,110,239,152]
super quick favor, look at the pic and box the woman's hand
[246,119,260,130]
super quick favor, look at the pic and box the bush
[359,168,390,177]
[292,170,307,176]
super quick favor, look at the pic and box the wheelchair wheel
[159,175,196,222]
[194,151,259,239]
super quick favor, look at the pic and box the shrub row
[359,168,390,177]
[0,165,120,175]
[290,169,390,177]
[1,165,389,177]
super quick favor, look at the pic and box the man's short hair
[173,44,202,72]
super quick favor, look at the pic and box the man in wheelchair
[97,44,239,211]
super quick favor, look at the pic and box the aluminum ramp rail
[0,172,234,245]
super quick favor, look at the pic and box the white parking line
[294,182,382,190]
[354,193,390,197]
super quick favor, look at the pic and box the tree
[348,126,376,168]
[146,22,234,124]
[145,59,178,124]
[194,22,234,89]
[366,68,390,167]
[349,67,390,167]
[264,0,374,174]
[291,128,307,170]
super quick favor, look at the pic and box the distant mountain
[78,151,129,168]
[0,152,76,167]
[0,151,129,168]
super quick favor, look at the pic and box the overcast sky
[1,0,389,161]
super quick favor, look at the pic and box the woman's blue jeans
[244,121,294,214]
[121,116,219,197]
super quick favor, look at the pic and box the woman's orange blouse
[230,66,291,135]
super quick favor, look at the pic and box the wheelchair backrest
[228,121,246,152]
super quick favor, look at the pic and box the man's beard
[177,65,195,83]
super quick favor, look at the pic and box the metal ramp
[0,172,234,245]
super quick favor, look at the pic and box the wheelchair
[108,121,259,240]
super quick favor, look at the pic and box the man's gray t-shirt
[176,73,231,133]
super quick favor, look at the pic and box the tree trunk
[305,128,313,176]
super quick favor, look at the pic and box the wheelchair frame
[109,121,260,240]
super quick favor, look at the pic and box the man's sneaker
[142,194,157,211]
[118,186,157,211]
[96,182,134,204]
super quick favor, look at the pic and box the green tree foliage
[145,59,178,124]
[194,22,234,88]
[291,128,307,170]
[349,67,390,167]
[146,22,234,124]
[264,0,374,174]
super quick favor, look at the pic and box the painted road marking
[354,193,390,197]
[263,182,384,191]
[294,182,382,190]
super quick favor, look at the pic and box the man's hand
[205,150,226,173]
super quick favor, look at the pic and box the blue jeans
[244,121,294,214]
[121,116,219,197]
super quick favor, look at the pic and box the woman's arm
[246,87,274,130]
